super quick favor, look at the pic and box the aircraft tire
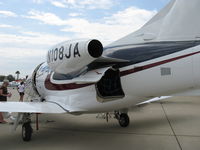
[22,122,33,141]
[118,113,130,127]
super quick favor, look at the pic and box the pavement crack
[160,102,183,150]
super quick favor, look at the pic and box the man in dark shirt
[0,80,12,123]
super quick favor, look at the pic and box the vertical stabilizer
[109,0,200,47]
[158,0,200,41]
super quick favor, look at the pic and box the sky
[0,0,170,78]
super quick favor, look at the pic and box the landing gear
[22,122,33,141]
[118,113,130,127]
[21,113,33,142]
[115,111,130,127]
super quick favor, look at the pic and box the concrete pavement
[1,88,200,150]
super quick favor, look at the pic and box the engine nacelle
[47,39,103,74]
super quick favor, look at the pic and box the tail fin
[158,0,200,41]
[110,0,200,46]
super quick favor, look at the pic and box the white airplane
[1,0,200,141]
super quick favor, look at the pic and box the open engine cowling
[47,39,103,74]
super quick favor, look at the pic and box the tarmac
[1,88,200,150]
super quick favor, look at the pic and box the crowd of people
[0,80,25,123]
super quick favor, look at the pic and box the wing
[0,101,66,113]
[136,96,172,105]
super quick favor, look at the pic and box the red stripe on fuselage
[45,51,200,91]
[120,51,200,76]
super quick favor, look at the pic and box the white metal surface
[1,0,200,115]
[0,102,66,113]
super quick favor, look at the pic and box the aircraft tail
[109,0,200,46]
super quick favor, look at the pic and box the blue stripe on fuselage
[88,41,200,70]
[104,41,200,64]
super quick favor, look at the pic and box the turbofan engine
[47,39,103,74]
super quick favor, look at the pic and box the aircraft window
[39,65,51,73]
[52,73,74,80]
[52,67,87,80]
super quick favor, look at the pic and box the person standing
[0,80,12,123]
[17,81,25,102]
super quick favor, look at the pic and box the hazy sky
[0,0,170,77]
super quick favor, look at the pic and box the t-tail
[109,0,200,46]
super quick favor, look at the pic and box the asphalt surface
[1,88,200,150]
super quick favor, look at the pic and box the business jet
[1,0,200,141]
